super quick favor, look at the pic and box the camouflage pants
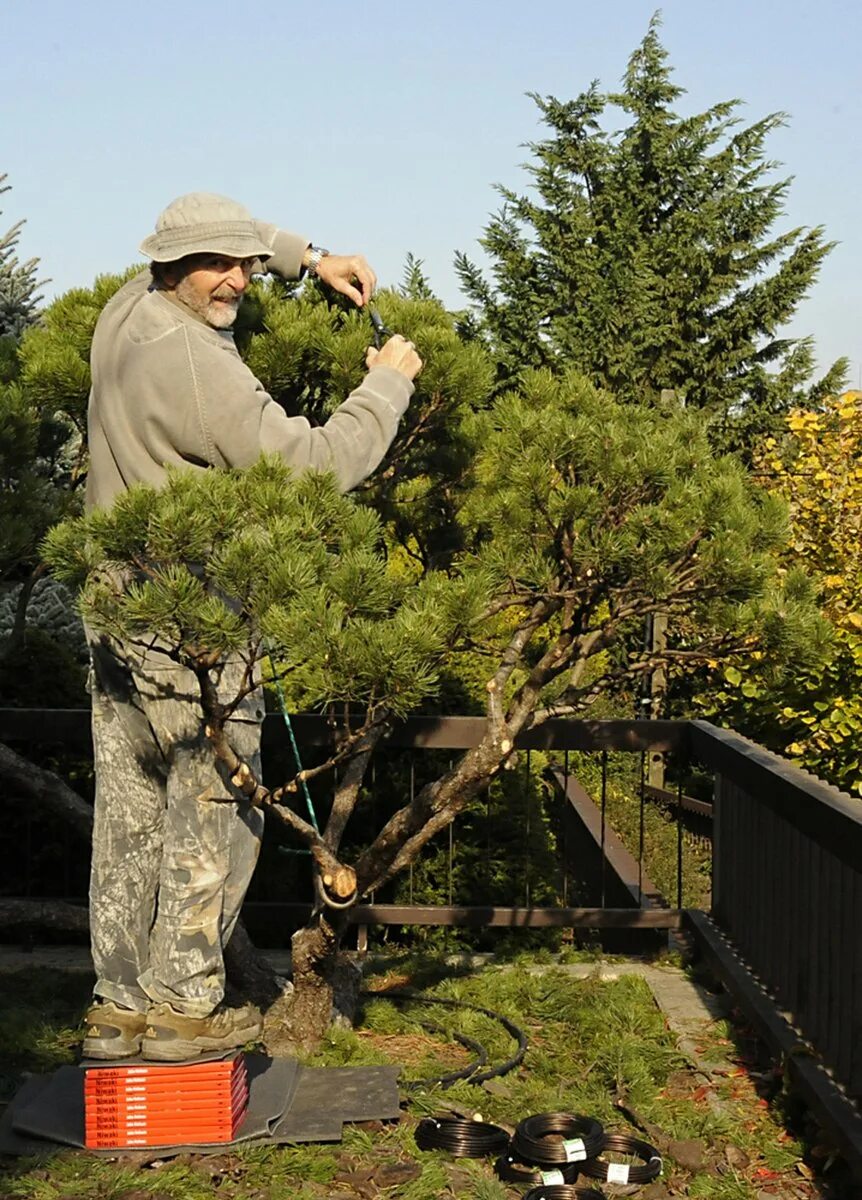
[88,635,264,1017]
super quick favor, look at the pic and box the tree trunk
[5,563,47,655]
[0,897,90,936]
[263,910,358,1055]
[0,739,94,841]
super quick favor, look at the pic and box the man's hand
[314,253,377,307]
[366,335,423,382]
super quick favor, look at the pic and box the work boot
[82,1000,148,1059]
[141,1001,263,1062]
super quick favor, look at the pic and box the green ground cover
[565,752,713,912]
[0,958,834,1199]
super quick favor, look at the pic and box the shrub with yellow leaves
[703,392,862,796]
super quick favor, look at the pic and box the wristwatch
[304,245,330,276]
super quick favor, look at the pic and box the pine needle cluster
[44,457,487,720]
[456,368,826,727]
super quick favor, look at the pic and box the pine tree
[43,288,826,1047]
[236,275,493,569]
[0,181,99,594]
[0,174,43,339]
[455,17,846,450]
[0,267,137,578]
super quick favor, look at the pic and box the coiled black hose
[512,1112,604,1166]
[522,1187,606,1200]
[414,1115,510,1158]
[579,1131,662,1185]
[495,1153,581,1186]
[364,988,528,1089]
[402,1019,489,1092]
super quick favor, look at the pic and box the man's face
[173,254,255,329]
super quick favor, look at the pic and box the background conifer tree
[0,267,133,699]
[455,17,846,452]
[0,174,43,339]
[0,176,64,683]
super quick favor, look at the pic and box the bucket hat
[140,193,273,263]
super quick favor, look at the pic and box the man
[83,193,421,1061]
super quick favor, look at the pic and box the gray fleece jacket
[85,223,413,511]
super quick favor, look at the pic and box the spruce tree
[455,17,846,451]
[0,174,43,339]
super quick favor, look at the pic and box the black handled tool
[369,307,394,349]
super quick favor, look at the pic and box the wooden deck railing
[688,721,862,1102]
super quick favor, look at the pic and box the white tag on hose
[563,1136,587,1162]
[541,1169,566,1184]
[607,1162,631,1183]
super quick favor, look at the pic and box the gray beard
[175,277,240,329]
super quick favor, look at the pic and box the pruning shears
[369,307,394,349]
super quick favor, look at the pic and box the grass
[0,958,830,1199]
[603,780,713,910]
[566,750,714,910]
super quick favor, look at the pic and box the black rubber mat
[274,1065,403,1142]
[0,1055,401,1156]
[0,1076,54,1157]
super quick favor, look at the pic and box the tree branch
[192,665,354,903]
[0,739,93,840]
[0,898,90,936]
[493,597,558,686]
[323,720,389,855]
[355,736,507,896]
[528,633,747,724]
[480,589,539,620]
[7,562,48,651]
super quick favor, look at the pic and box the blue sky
[3,0,860,382]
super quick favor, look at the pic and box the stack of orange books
[83,1054,248,1148]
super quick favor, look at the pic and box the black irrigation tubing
[362,987,528,1088]
[495,1153,581,1187]
[401,1020,488,1092]
[579,1131,663,1186]
[512,1112,604,1166]
[414,1115,510,1158]
[522,1187,607,1200]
